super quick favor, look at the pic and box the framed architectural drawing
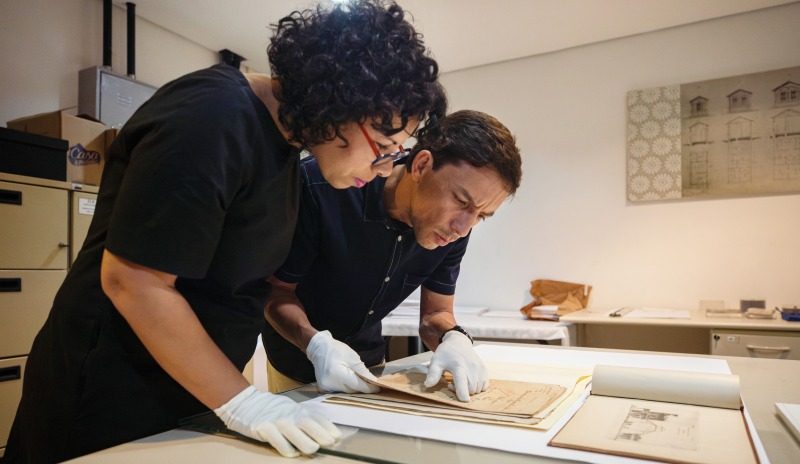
[627,65,800,202]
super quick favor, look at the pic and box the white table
[381,310,574,349]
[71,343,800,464]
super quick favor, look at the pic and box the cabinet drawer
[0,270,65,357]
[0,181,68,269]
[711,330,800,360]
[0,356,25,450]
[70,191,97,265]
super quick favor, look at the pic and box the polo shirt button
[384,276,390,282]
[397,235,402,242]
[368,310,375,315]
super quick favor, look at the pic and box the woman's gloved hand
[214,385,341,457]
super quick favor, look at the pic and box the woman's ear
[410,150,433,180]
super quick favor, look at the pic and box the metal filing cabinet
[70,190,97,264]
[0,357,25,457]
[0,174,97,456]
[711,330,800,360]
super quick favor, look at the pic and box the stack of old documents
[325,363,592,430]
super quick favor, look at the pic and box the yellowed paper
[484,362,593,425]
[363,370,565,416]
[550,365,757,464]
[327,363,592,430]
[328,373,592,430]
[550,395,757,464]
[325,396,545,426]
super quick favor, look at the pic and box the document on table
[309,344,771,463]
[622,307,691,319]
[363,370,564,415]
[326,362,591,430]
[550,365,756,464]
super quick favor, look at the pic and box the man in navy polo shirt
[262,110,522,402]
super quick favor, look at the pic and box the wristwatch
[439,325,473,344]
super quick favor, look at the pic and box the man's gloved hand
[424,330,489,402]
[214,385,341,458]
[306,330,380,393]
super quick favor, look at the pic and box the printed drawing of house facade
[681,91,719,195]
[726,113,754,184]
[772,81,800,181]
[686,121,710,190]
[725,89,755,184]
[680,69,800,198]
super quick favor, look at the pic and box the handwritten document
[365,371,566,416]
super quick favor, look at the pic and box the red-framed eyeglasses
[359,124,411,166]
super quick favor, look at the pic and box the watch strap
[439,325,473,344]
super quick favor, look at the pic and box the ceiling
[121,0,796,74]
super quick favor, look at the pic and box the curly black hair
[408,110,523,195]
[268,0,447,147]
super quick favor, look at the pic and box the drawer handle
[0,188,22,205]
[0,365,21,382]
[745,344,790,353]
[0,277,22,292]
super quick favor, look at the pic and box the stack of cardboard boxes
[6,110,117,186]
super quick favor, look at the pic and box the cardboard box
[7,110,114,185]
[0,127,68,181]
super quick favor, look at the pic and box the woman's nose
[372,160,394,178]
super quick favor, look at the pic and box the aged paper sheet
[363,370,565,416]
[326,362,591,430]
[549,365,758,464]
[550,395,757,464]
[311,344,771,463]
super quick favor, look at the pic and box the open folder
[549,365,758,464]
[325,362,592,430]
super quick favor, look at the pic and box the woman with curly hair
[5,1,446,462]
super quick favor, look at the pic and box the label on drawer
[78,198,96,215]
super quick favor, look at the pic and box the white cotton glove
[424,330,489,402]
[214,386,341,458]
[306,330,380,394]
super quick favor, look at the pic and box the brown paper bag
[520,279,592,321]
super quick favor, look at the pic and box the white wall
[2,1,797,312]
[443,3,800,311]
[0,0,216,126]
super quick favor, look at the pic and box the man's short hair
[409,110,522,195]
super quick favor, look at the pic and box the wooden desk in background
[561,308,800,358]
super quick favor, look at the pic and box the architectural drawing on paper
[614,405,698,450]
[627,66,800,201]
[725,117,754,184]
[773,108,800,180]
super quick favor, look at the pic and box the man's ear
[410,150,433,180]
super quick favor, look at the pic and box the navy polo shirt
[262,156,469,383]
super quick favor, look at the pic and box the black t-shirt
[71,63,299,366]
[263,157,468,383]
[10,64,299,460]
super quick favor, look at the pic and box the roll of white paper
[591,364,741,410]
